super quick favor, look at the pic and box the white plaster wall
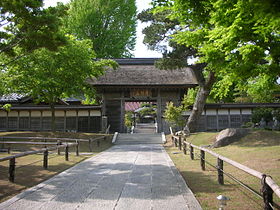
[0,111,7,117]
[42,111,51,117]
[206,109,216,115]
[55,111,64,117]
[90,110,101,116]
[31,111,41,117]
[66,110,77,117]
[218,109,229,115]
[19,111,29,117]
[230,109,240,114]
[78,110,89,117]
[8,111,18,117]
[241,109,252,114]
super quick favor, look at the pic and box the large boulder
[213,128,250,148]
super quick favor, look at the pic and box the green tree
[137,8,196,69]
[164,102,185,129]
[5,35,117,131]
[0,0,66,58]
[138,107,156,119]
[147,0,280,132]
[64,0,137,58]
[125,111,134,129]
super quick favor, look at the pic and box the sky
[44,0,162,58]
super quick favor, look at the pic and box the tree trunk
[50,103,56,132]
[186,71,216,133]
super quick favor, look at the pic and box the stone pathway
[0,144,201,210]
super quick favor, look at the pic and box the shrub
[272,109,280,121]
[164,102,185,129]
[242,122,254,128]
[125,111,133,128]
[251,108,273,123]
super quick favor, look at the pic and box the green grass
[165,130,280,210]
[0,131,113,203]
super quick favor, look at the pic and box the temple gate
[89,58,197,133]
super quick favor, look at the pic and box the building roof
[0,93,26,103]
[203,103,280,109]
[89,58,197,87]
[0,94,84,106]
[114,58,160,65]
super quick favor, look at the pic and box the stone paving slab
[0,144,202,210]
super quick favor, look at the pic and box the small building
[183,103,280,131]
[0,94,102,132]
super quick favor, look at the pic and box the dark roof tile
[89,65,197,86]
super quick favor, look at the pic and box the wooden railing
[0,135,108,152]
[171,134,280,210]
[0,142,78,182]
[0,135,110,182]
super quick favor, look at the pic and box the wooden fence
[0,135,109,152]
[0,142,78,182]
[0,135,109,182]
[172,134,280,210]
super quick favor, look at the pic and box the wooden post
[63,110,66,132]
[156,89,162,132]
[183,142,187,155]
[7,146,11,154]
[76,141,79,156]
[76,110,78,132]
[89,139,93,152]
[9,157,16,182]
[6,111,8,130]
[17,111,20,131]
[88,110,90,133]
[200,150,205,171]
[120,98,125,133]
[178,136,182,150]
[40,110,43,132]
[43,149,48,169]
[174,137,178,147]
[261,175,273,210]
[97,139,100,147]
[65,144,69,161]
[217,158,224,185]
[57,140,61,155]
[190,145,194,160]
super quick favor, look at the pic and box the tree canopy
[0,0,66,57]
[138,8,196,69]
[142,0,280,131]
[4,35,117,130]
[64,0,137,58]
[170,0,280,101]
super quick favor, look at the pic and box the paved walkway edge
[163,148,202,210]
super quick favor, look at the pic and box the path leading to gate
[0,135,201,210]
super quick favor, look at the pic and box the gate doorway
[124,100,157,133]
[99,87,185,133]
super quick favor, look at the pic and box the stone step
[135,124,156,128]
[133,128,156,134]
[115,133,162,145]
